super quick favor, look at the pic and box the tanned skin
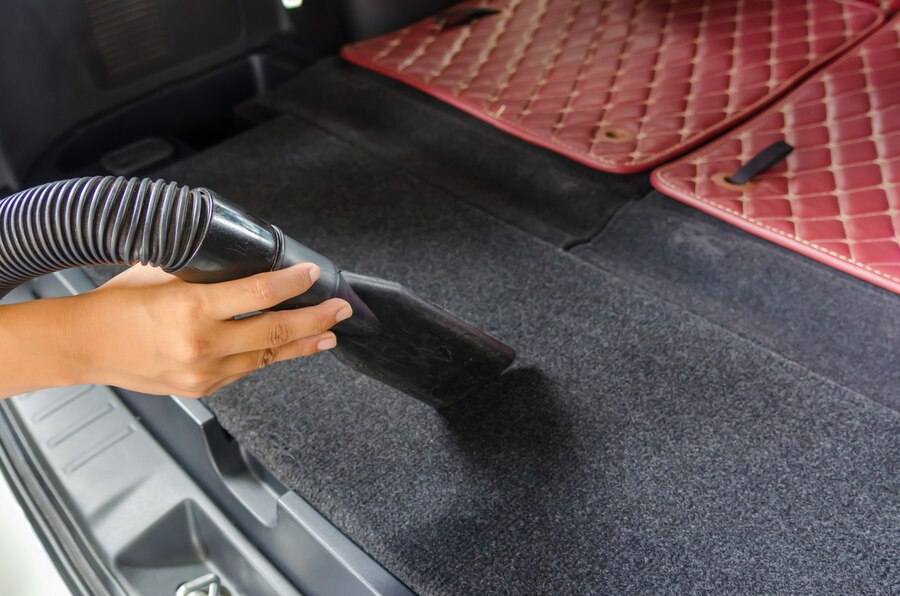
[0,263,351,399]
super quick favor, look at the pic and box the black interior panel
[0,0,282,189]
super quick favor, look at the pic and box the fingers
[200,332,336,397]
[222,332,338,377]
[203,263,322,319]
[219,298,351,354]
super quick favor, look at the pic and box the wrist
[53,292,103,387]
[0,295,86,396]
[26,294,96,388]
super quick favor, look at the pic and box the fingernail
[308,264,321,283]
[317,335,337,351]
[335,305,353,322]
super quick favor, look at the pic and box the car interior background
[0,0,897,594]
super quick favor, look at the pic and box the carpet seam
[571,244,900,417]
[561,200,642,251]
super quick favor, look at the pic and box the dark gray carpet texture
[575,193,900,413]
[83,63,899,594]
[262,59,652,248]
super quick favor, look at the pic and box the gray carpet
[574,193,900,413]
[261,59,651,247]
[255,60,900,415]
[90,110,899,595]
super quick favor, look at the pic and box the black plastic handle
[174,191,380,335]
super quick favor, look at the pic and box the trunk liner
[114,110,900,594]
[653,15,900,293]
[341,0,884,173]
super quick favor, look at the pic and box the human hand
[61,263,351,397]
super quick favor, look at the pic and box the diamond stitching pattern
[342,0,884,173]
[653,16,900,293]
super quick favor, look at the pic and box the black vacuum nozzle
[0,177,514,407]
[334,273,515,408]
[177,193,515,407]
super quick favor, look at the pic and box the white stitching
[346,0,885,171]
[653,15,899,285]
[654,173,900,283]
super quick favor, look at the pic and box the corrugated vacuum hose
[0,177,211,295]
[0,176,514,407]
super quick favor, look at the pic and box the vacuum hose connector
[0,176,380,335]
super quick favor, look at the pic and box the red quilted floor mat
[342,0,884,174]
[653,16,900,293]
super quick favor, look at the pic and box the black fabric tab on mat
[435,7,501,29]
[728,140,793,185]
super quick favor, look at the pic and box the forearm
[0,297,88,399]
[0,263,343,400]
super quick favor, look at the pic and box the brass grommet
[596,126,634,144]
[711,171,757,192]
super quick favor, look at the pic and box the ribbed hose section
[0,176,213,297]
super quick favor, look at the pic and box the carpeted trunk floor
[82,62,899,594]
[261,59,652,248]
[575,193,900,413]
